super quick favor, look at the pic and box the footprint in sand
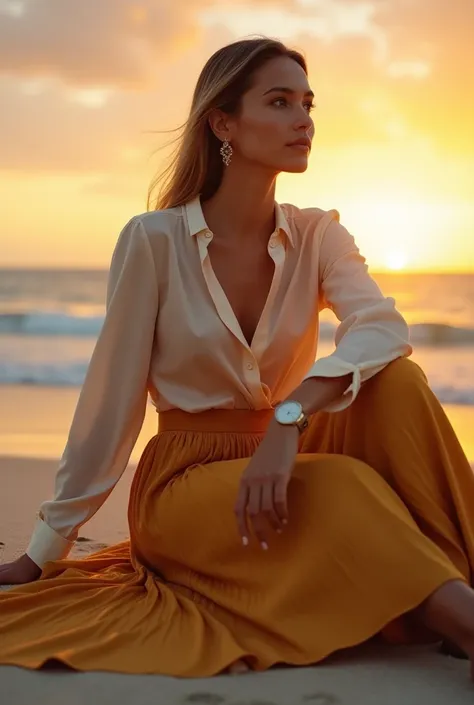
[183,695,226,704]
[302,695,341,704]
[74,539,110,554]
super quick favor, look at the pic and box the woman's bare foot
[464,641,474,683]
[439,638,468,659]
[226,658,250,675]
[413,580,474,683]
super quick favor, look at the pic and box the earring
[220,139,233,166]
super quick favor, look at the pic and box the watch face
[275,401,303,424]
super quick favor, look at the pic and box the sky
[0,0,473,272]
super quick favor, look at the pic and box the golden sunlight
[384,250,409,271]
[331,188,460,272]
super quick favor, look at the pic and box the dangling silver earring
[220,139,233,166]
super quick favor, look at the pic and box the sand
[1,385,474,702]
[0,643,472,705]
[0,455,134,563]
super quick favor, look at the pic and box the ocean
[0,269,473,407]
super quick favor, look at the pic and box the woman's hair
[147,37,307,211]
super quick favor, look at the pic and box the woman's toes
[227,658,250,675]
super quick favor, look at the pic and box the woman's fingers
[234,482,251,545]
[235,473,290,549]
[274,475,290,526]
[247,484,269,549]
[262,480,283,532]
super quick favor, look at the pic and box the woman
[1,37,474,681]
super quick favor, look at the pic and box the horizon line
[1,265,473,276]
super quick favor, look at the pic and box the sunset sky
[1,0,473,272]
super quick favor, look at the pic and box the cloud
[0,0,202,89]
[0,75,155,171]
[0,0,306,89]
[356,0,474,155]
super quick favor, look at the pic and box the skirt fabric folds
[1,358,473,676]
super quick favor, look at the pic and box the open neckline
[198,234,286,356]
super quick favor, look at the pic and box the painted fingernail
[261,542,269,550]
[242,536,249,546]
[282,519,288,525]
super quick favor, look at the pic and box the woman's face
[225,55,315,174]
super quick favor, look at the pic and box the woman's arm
[26,216,159,569]
[288,212,412,415]
[234,214,412,548]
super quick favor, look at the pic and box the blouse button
[269,240,277,248]
[205,231,212,239]
[246,362,254,370]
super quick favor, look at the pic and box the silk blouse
[26,196,412,567]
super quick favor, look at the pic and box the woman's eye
[273,98,315,113]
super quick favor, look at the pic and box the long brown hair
[147,37,307,211]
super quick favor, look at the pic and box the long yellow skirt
[1,358,473,676]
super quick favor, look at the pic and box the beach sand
[1,384,473,702]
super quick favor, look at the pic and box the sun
[384,250,408,271]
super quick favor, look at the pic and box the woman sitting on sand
[1,37,474,682]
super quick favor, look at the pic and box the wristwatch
[274,400,309,434]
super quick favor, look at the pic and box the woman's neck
[202,168,278,245]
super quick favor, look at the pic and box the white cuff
[26,517,75,569]
[303,357,361,412]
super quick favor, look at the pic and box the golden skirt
[1,359,473,676]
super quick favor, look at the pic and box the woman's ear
[208,108,232,143]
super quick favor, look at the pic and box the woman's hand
[234,420,300,549]
[0,554,42,585]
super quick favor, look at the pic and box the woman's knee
[359,357,430,410]
[292,453,389,533]
[294,453,378,495]
[371,357,427,389]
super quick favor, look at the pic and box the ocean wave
[0,361,89,387]
[409,323,474,345]
[321,322,474,346]
[1,310,474,347]
[0,311,103,337]
[0,360,473,406]
[429,386,474,406]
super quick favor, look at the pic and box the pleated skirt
[1,358,473,676]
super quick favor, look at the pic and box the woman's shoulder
[279,202,341,240]
[115,206,186,256]
[131,205,184,239]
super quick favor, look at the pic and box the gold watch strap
[296,412,309,434]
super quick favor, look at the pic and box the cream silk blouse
[26,196,412,567]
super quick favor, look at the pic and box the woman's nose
[294,108,313,131]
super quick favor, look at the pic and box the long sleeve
[26,216,159,568]
[304,212,412,412]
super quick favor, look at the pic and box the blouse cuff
[26,517,75,569]
[303,355,361,412]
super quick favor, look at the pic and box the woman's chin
[283,159,310,174]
